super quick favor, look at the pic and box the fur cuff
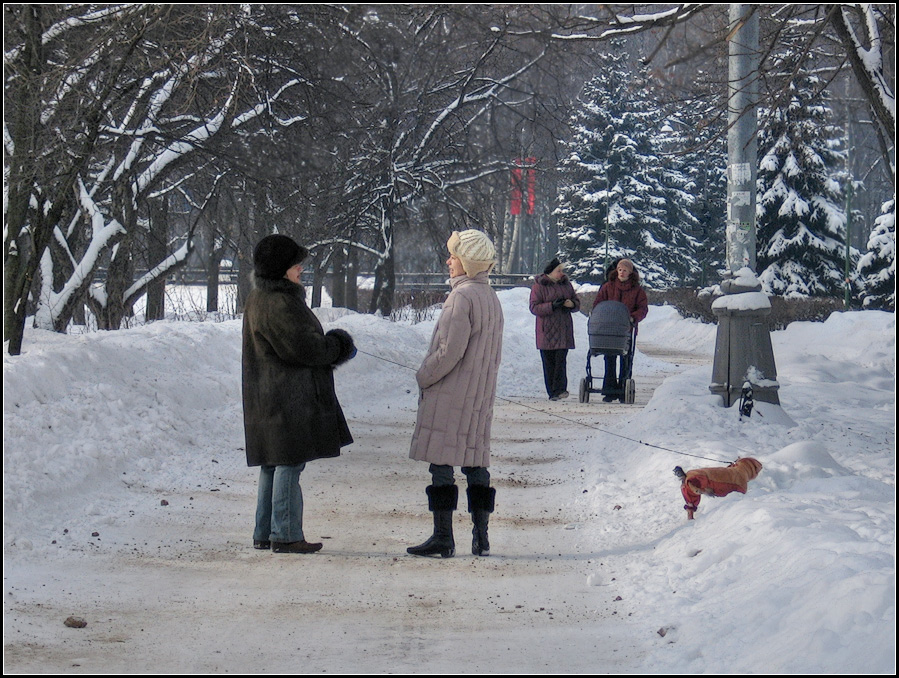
[466,485,495,513]
[326,328,356,365]
[426,484,459,511]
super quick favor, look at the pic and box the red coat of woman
[592,275,648,326]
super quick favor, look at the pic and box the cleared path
[3,349,701,673]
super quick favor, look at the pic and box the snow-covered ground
[3,286,895,673]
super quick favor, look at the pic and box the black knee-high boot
[407,485,457,558]
[467,485,495,556]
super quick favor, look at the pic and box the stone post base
[709,285,780,408]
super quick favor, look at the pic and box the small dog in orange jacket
[674,458,763,519]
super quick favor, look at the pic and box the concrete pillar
[709,272,780,407]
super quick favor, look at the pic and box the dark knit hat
[543,257,562,276]
[253,234,308,280]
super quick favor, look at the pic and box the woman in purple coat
[529,258,580,400]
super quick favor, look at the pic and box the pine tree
[663,104,727,287]
[655,117,704,286]
[555,46,699,287]
[856,199,895,310]
[554,50,631,284]
[756,62,851,298]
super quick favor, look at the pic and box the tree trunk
[205,230,226,314]
[311,258,324,308]
[73,300,87,326]
[505,213,522,273]
[96,236,135,330]
[829,7,894,153]
[368,203,396,316]
[235,187,263,314]
[95,184,138,330]
[4,7,43,354]
[369,244,396,317]
[331,246,346,308]
[4,244,28,355]
[380,248,396,316]
[346,247,358,311]
[146,199,168,321]
[206,258,221,313]
[236,248,253,314]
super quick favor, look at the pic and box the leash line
[355,348,734,465]
[493,394,732,464]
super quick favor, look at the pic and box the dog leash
[355,347,737,465]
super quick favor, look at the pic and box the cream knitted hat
[447,229,496,276]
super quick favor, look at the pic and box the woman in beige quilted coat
[407,229,504,558]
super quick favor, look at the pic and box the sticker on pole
[729,162,752,184]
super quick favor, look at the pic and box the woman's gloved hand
[326,328,356,365]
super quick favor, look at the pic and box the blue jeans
[254,464,306,543]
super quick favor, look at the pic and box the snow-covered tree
[318,5,565,315]
[555,46,699,287]
[857,199,895,310]
[4,5,317,340]
[658,103,726,286]
[756,63,853,298]
[547,5,894,184]
[828,5,895,182]
[4,5,156,352]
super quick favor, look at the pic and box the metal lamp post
[709,4,780,408]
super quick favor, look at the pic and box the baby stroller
[578,300,636,404]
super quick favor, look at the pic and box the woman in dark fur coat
[242,234,356,554]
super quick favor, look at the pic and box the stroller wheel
[624,379,636,404]
[579,378,589,403]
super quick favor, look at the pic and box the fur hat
[447,229,496,276]
[253,235,308,280]
[543,257,562,275]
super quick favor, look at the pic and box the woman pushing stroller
[592,259,648,402]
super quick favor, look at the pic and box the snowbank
[3,288,895,673]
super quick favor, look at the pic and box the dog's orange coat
[681,457,762,519]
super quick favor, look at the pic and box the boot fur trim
[466,485,495,513]
[426,484,459,511]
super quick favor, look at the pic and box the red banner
[510,158,537,215]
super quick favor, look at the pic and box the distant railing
[385,272,534,290]
[94,268,535,290]
[92,267,239,285]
